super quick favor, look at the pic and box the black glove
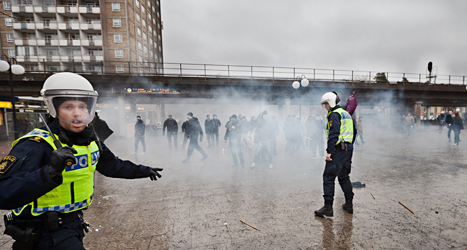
[149,167,163,181]
[49,146,77,176]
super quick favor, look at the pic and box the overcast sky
[162,1,466,77]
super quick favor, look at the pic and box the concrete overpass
[1,66,467,137]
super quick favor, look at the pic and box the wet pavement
[1,125,467,249]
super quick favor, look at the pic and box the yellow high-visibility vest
[12,128,99,216]
[326,108,354,144]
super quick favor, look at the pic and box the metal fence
[23,61,467,85]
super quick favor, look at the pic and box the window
[141,7,145,14]
[148,26,152,33]
[137,27,141,36]
[152,6,155,12]
[143,33,147,40]
[113,18,121,27]
[114,34,122,43]
[148,1,151,8]
[112,3,120,11]
[138,56,142,63]
[116,65,124,73]
[138,41,142,50]
[6,33,14,42]
[5,18,12,26]
[136,13,140,22]
[142,19,146,27]
[152,18,155,25]
[148,13,151,20]
[3,1,11,10]
[154,42,157,48]
[149,38,153,45]
[153,30,156,36]
[135,0,139,8]
[8,49,15,57]
[143,46,147,54]
[115,49,123,58]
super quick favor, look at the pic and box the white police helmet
[41,72,98,124]
[321,92,339,108]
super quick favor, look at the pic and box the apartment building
[0,0,163,74]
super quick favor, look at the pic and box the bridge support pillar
[285,98,291,118]
[156,104,165,125]
[278,104,284,121]
[118,95,127,137]
[414,101,423,125]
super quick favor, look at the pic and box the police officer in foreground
[0,72,163,249]
[315,92,355,217]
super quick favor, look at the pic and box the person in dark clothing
[0,72,162,250]
[91,112,113,142]
[437,112,446,133]
[445,110,454,142]
[183,112,208,163]
[452,112,464,145]
[181,118,189,149]
[240,116,252,150]
[283,115,294,153]
[251,111,275,169]
[224,115,244,167]
[134,115,146,154]
[307,114,325,158]
[205,115,214,147]
[163,114,178,149]
[211,114,222,147]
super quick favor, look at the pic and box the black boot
[342,200,353,214]
[314,205,333,217]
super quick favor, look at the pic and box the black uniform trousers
[182,134,189,148]
[323,149,354,206]
[186,138,207,159]
[135,136,146,153]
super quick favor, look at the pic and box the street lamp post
[0,55,25,139]
[292,74,309,119]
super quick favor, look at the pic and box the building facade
[0,0,163,74]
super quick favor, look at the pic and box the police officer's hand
[149,167,163,181]
[326,153,332,162]
[49,146,77,176]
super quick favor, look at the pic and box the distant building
[0,0,163,74]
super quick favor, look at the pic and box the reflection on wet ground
[1,126,467,249]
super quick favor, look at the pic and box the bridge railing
[21,61,467,85]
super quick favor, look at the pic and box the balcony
[35,22,44,29]
[47,6,56,13]
[25,6,34,13]
[12,6,20,12]
[33,6,43,12]
[13,22,35,30]
[78,5,100,14]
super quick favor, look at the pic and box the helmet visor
[53,96,97,127]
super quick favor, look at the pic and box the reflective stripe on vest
[12,128,99,216]
[326,108,354,144]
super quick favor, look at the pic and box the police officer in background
[224,114,244,167]
[163,114,178,149]
[315,92,355,217]
[0,73,163,250]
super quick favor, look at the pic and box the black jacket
[186,117,203,140]
[255,118,275,142]
[163,118,178,133]
[135,120,145,137]
[181,121,188,133]
[452,118,464,131]
[224,120,242,141]
[211,119,221,133]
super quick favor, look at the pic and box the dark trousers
[310,137,324,157]
[135,136,146,153]
[254,140,272,164]
[213,131,219,146]
[17,217,85,250]
[447,125,453,140]
[323,150,354,206]
[454,129,461,145]
[186,138,207,160]
[167,132,177,148]
[229,140,244,166]
[207,133,214,147]
[183,134,189,148]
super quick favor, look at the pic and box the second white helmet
[321,92,339,108]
